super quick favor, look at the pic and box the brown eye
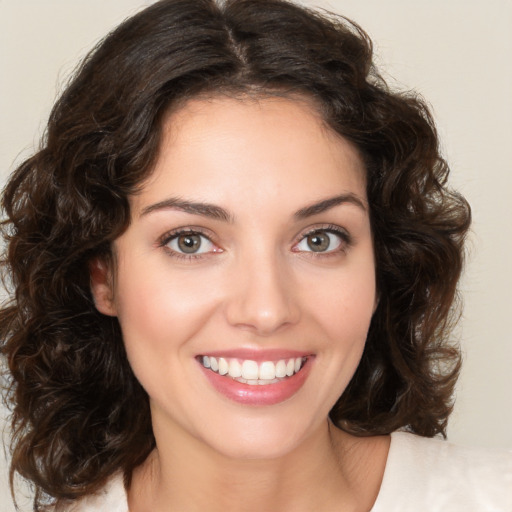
[295,228,346,254]
[177,233,202,253]
[163,230,218,259]
[163,229,220,259]
[306,232,330,252]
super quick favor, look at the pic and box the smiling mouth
[198,356,307,385]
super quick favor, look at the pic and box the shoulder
[53,473,128,512]
[373,431,512,512]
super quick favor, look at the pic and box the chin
[196,411,326,461]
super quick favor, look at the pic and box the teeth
[241,360,259,380]
[201,356,306,383]
[218,357,228,376]
[286,359,295,376]
[228,359,242,378]
[275,360,287,378]
[259,361,276,380]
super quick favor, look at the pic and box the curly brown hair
[0,0,470,508]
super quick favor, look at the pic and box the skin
[91,95,390,511]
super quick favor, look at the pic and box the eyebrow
[140,193,366,222]
[293,193,367,219]
[140,197,233,222]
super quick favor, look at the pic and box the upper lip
[197,349,313,362]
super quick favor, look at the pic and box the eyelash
[295,224,352,258]
[158,228,219,261]
[158,224,352,261]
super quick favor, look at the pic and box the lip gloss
[198,356,312,406]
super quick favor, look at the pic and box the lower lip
[199,358,313,406]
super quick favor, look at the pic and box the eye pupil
[178,234,201,253]
[307,232,330,252]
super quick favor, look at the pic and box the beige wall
[1,0,511,509]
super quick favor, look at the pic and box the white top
[60,432,512,511]
[372,432,512,511]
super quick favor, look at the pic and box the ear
[89,257,117,316]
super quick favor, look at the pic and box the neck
[128,419,388,512]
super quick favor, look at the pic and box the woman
[1,0,510,510]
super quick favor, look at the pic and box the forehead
[133,95,367,214]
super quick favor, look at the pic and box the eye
[295,228,348,253]
[163,230,217,256]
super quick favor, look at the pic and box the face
[92,96,377,460]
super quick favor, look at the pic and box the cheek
[112,260,220,371]
[303,253,376,390]
[306,258,376,337]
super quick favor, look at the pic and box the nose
[224,251,300,336]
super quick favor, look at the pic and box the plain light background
[1,0,511,509]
